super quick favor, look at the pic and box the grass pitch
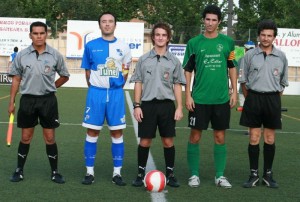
[0,85,300,202]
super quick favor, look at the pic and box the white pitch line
[125,91,167,202]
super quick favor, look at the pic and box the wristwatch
[133,102,141,109]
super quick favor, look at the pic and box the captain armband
[122,64,129,75]
[122,69,129,75]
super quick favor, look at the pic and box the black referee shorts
[240,90,281,129]
[138,99,176,139]
[17,93,60,129]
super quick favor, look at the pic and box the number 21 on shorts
[189,117,196,126]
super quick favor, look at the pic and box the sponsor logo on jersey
[98,57,119,77]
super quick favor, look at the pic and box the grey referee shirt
[9,44,70,95]
[238,46,289,93]
[130,49,186,101]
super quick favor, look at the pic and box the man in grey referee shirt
[8,21,69,184]
[239,19,288,189]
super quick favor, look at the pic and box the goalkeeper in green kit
[183,5,237,188]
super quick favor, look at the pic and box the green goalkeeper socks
[214,144,227,178]
[187,142,200,176]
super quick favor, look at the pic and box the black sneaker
[132,173,144,187]
[51,171,65,184]
[262,171,278,188]
[167,174,180,187]
[243,172,259,188]
[82,174,95,185]
[112,174,126,186]
[10,168,24,182]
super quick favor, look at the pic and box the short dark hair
[257,19,278,37]
[30,21,47,33]
[151,22,172,45]
[13,47,18,52]
[202,5,222,21]
[98,12,117,25]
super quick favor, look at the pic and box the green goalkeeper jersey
[183,34,236,104]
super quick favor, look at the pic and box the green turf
[0,85,300,202]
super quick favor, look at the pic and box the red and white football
[144,170,166,192]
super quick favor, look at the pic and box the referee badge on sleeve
[238,68,243,78]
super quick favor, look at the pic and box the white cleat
[215,176,232,188]
[188,175,200,188]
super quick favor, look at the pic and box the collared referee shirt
[9,44,70,95]
[238,46,289,93]
[130,49,186,101]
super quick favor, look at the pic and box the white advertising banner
[66,20,144,58]
[275,28,300,67]
[0,17,46,56]
[168,44,186,63]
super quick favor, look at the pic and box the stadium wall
[0,33,299,95]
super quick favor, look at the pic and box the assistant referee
[239,19,289,188]
[8,21,69,184]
